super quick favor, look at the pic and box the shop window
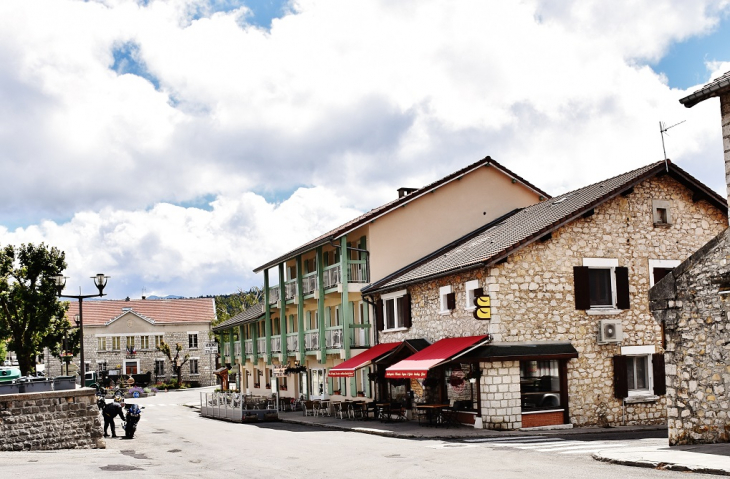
[520,360,562,412]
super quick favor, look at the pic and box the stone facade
[379,175,727,428]
[481,360,521,429]
[651,228,730,445]
[0,389,102,451]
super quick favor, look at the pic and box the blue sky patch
[111,41,160,90]
[651,15,730,89]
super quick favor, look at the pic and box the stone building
[45,298,217,387]
[363,161,727,430]
[650,72,730,445]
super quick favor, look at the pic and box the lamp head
[53,275,67,296]
[74,314,80,327]
[92,274,110,295]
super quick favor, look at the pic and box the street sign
[204,341,218,353]
[473,295,491,320]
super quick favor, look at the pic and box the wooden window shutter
[473,287,484,306]
[652,353,666,396]
[446,292,456,310]
[615,266,630,309]
[402,294,412,328]
[375,299,384,332]
[573,266,590,310]
[613,355,628,399]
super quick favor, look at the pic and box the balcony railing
[304,331,319,351]
[347,260,369,283]
[268,286,280,305]
[223,342,230,356]
[244,339,253,355]
[326,327,343,349]
[234,341,241,357]
[301,272,317,296]
[270,336,282,354]
[286,333,299,352]
[285,280,297,301]
[257,337,267,355]
[323,264,341,290]
[350,325,371,348]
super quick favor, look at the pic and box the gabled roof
[364,160,727,294]
[212,303,265,332]
[253,157,550,273]
[66,298,216,326]
[105,310,156,327]
[680,71,730,108]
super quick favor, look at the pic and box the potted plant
[332,390,341,395]
[357,391,365,397]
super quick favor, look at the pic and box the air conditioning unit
[597,319,623,344]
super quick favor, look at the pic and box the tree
[0,243,69,375]
[157,339,189,385]
[213,286,263,326]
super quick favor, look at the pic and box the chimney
[679,71,730,214]
[142,295,146,300]
[397,187,418,198]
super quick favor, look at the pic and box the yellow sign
[473,295,491,320]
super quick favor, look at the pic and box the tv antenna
[659,120,686,171]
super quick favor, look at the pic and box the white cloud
[0,0,729,296]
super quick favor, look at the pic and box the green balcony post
[317,246,326,363]
[228,327,235,367]
[340,236,351,359]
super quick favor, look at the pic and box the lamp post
[53,274,110,387]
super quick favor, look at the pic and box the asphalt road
[0,388,724,479]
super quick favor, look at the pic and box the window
[126,336,135,348]
[613,346,666,399]
[125,360,139,375]
[520,360,562,412]
[97,361,107,372]
[439,285,455,313]
[574,258,630,312]
[140,336,150,350]
[380,290,411,331]
[649,259,680,287]
[188,333,198,349]
[155,335,163,349]
[112,336,121,351]
[464,280,482,310]
[189,359,199,375]
[652,199,672,226]
[97,337,106,351]
[154,359,165,376]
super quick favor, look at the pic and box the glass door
[310,368,328,400]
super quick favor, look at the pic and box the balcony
[326,327,343,349]
[304,331,319,351]
[234,341,241,358]
[223,342,231,357]
[268,286,280,305]
[301,272,317,296]
[270,336,282,354]
[322,264,341,290]
[257,337,267,355]
[286,333,299,352]
[350,325,371,349]
[322,261,369,290]
[284,279,296,301]
[244,339,253,356]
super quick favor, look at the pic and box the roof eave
[680,78,730,108]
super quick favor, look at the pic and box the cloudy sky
[1,0,729,299]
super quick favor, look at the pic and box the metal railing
[223,342,231,356]
[285,280,297,301]
[244,340,253,355]
[323,264,341,289]
[270,336,282,354]
[301,272,317,296]
[347,261,369,283]
[304,331,319,351]
[268,286,280,305]
[286,333,299,352]
[257,337,267,355]
[350,325,371,348]
[326,327,343,349]
[234,341,241,357]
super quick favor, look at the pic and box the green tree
[0,339,7,363]
[0,243,70,375]
[156,339,189,385]
[213,286,263,326]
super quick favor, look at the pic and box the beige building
[46,298,217,387]
[216,157,549,401]
[363,161,727,429]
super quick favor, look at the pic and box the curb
[593,454,730,476]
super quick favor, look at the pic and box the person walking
[103,398,126,438]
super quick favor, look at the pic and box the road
[0,388,723,478]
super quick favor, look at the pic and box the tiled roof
[253,157,550,273]
[66,298,216,326]
[680,71,730,108]
[212,303,265,332]
[364,161,727,293]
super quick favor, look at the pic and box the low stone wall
[0,388,103,451]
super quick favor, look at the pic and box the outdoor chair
[412,406,428,426]
[319,400,331,417]
[348,402,364,420]
[303,400,315,417]
[334,402,347,419]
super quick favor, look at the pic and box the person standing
[103,399,126,438]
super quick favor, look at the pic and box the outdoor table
[415,404,450,426]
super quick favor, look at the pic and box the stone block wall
[481,360,521,430]
[651,228,730,445]
[379,175,727,428]
[0,389,102,451]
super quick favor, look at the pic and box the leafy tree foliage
[213,286,263,326]
[156,339,189,385]
[0,243,69,375]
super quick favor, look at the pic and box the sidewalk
[274,410,730,475]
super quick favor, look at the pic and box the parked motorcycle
[93,383,107,410]
[122,403,143,439]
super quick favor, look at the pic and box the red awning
[328,342,402,377]
[385,335,490,378]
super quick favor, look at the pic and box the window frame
[464,280,480,311]
[382,289,408,331]
[652,199,672,227]
[97,336,107,351]
[140,335,150,350]
[188,332,199,349]
[112,336,121,351]
[648,259,680,287]
[439,285,453,314]
[154,359,165,376]
[189,358,199,375]
[578,258,630,314]
[620,345,656,397]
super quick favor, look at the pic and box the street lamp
[53,273,110,387]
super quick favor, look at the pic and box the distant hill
[146,295,185,300]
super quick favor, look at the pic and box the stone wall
[379,175,727,428]
[481,360,521,430]
[651,228,730,445]
[0,388,102,451]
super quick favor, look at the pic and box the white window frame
[188,332,199,349]
[111,336,121,351]
[140,335,150,350]
[97,336,107,351]
[621,345,655,397]
[189,357,199,375]
[382,289,407,331]
[154,335,164,349]
[648,259,680,287]
[439,285,453,314]
[96,360,107,371]
[124,359,140,375]
[583,258,621,315]
[154,359,165,376]
[464,280,480,311]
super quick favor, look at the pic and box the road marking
[465,436,634,455]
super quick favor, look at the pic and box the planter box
[23,380,53,393]
[53,376,76,391]
[0,382,21,395]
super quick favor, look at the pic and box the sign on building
[204,341,218,353]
